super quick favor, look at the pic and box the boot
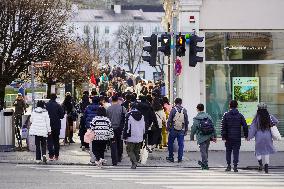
[264,164,269,174]
[233,165,238,172]
[225,165,231,172]
[258,160,263,171]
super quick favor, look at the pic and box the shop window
[205,32,284,61]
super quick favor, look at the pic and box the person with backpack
[123,103,145,169]
[166,98,189,163]
[221,100,248,172]
[190,104,217,170]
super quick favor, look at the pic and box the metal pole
[172,4,178,103]
[31,62,35,110]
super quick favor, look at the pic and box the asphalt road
[1,163,284,189]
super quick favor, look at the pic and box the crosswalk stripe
[20,164,284,189]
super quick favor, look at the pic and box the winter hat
[257,102,267,109]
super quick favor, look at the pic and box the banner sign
[232,77,259,125]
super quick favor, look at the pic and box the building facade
[68,4,165,80]
[175,0,284,135]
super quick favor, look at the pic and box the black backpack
[198,117,215,135]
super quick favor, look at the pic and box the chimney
[114,4,121,14]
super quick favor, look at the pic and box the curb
[1,161,284,170]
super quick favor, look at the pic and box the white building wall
[199,0,284,30]
[69,18,165,80]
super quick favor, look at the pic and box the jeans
[35,136,47,160]
[199,139,210,166]
[92,140,107,161]
[48,129,60,158]
[126,142,141,165]
[225,141,240,166]
[111,128,123,165]
[168,130,185,161]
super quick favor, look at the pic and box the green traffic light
[185,33,191,39]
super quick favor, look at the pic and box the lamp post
[31,62,35,110]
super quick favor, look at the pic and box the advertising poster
[232,77,259,125]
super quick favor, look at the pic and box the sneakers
[233,166,238,172]
[264,164,269,174]
[42,155,47,164]
[258,160,263,171]
[54,156,59,161]
[198,161,209,170]
[95,160,102,167]
[178,159,183,163]
[131,162,137,169]
[225,165,231,172]
[35,160,41,164]
[166,157,174,163]
[100,158,107,165]
[49,156,54,161]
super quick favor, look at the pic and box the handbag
[270,126,282,140]
[84,129,95,143]
[140,140,148,164]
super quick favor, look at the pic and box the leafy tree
[0,0,68,108]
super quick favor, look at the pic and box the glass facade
[205,32,284,136]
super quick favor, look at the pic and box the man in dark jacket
[46,94,64,160]
[166,98,189,163]
[221,100,248,172]
[84,96,100,129]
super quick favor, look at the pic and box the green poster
[232,77,259,125]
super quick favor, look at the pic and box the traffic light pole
[171,8,178,103]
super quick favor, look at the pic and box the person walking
[152,97,166,150]
[62,92,76,144]
[46,94,65,161]
[166,98,189,163]
[221,100,248,172]
[190,104,216,170]
[107,95,127,165]
[90,107,114,167]
[29,101,51,163]
[84,96,101,163]
[123,103,145,169]
[247,103,279,173]
[13,93,27,127]
[78,91,90,150]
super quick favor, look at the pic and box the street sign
[34,61,50,68]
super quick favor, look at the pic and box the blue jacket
[84,103,100,128]
[167,105,189,134]
[46,100,64,130]
[221,108,248,144]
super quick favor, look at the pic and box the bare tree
[114,23,144,74]
[38,39,94,97]
[0,0,68,107]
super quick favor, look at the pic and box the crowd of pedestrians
[26,66,282,173]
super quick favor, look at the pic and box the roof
[70,9,164,22]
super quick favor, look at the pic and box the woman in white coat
[29,101,51,163]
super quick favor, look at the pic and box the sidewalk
[1,136,284,168]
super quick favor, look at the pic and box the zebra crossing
[18,164,284,189]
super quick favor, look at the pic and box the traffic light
[158,33,171,56]
[142,34,157,67]
[189,34,204,67]
[176,34,186,57]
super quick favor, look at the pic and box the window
[105,56,109,64]
[83,25,90,34]
[138,26,143,34]
[119,55,123,64]
[118,41,123,49]
[138,71,145,79]
[105,41,109,48]
[205,32,284,61]
[94,26,99,34]
[105,26,110,34]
